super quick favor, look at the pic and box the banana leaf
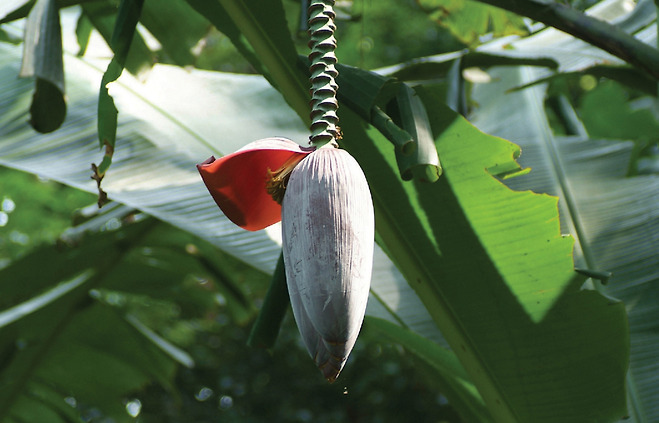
[459,3,658,419]
[469,63,657,423]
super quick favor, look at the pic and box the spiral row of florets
[307,0,339,146]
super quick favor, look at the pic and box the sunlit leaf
[339,89,628,423]
[470,63,657,423]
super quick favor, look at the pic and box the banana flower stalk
[198,137,374,382]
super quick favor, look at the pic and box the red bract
[197,137,314,231]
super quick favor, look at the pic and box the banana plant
[1,0,656,421]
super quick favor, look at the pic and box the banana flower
[198,137,374,382]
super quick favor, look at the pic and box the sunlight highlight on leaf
[0,271,92,328]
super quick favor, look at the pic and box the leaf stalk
[475,0,659,79]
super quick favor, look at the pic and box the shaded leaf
[28,77,66,133]
[191,0,310,123]
[508,64,658,96]
[364,316,491,423]
[0,220,163,422]
[139,0,209,66]
[80,1,154,76]
[472,0,659,79]
[0,0,96,24]
[334,61,399,119]
[0,0,35,23]
[0,206,256,422]
[19,0,66,133]
[474,0,657,73]
[183,0,267,75]
[74,10,93,56]
[578,80,659,142]
[382,50,557,82]
[247,251,289,349]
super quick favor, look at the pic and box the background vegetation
[0,0,657,422]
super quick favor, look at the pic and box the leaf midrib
[371,180,517,423]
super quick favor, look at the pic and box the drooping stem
[307,0,340,147]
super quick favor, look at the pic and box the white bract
[282,147,374,382]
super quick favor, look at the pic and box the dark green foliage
[578,80,659,174]
[137,316,462,423]
[0,169,461,422]
[0,168,95,263]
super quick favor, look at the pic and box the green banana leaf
[469,64,658,423]
[340,85,627,422]
[416,0,527,46]
[18,0,66,133]
[456,3,658,419]
[378,1,658,415]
